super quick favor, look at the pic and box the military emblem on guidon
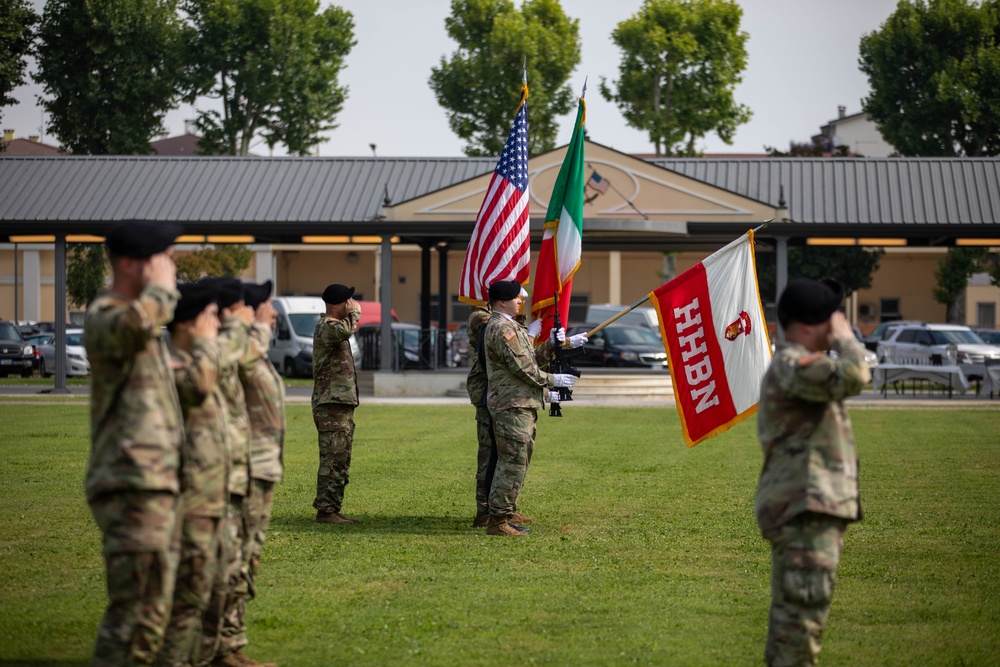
[724,311,752,341]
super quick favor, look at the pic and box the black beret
[243,280,273,309]
[105,219,182,259]
[200,277,243,309]
[322,283,355,305]
[171,281,217,325]
[777,278,844,327]
[488,280,521,301]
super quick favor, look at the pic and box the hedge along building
[2,143,999,383]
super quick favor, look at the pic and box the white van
[585,303,661,336]
[270,297,361,377]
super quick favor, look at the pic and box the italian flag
[649,231,772,447]
[530,96,585,343]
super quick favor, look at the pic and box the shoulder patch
[797,352,825,367]
[504,330,516,341]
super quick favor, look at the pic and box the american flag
[458,87,531,306]
[587,170,610,194]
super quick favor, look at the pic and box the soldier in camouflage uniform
[755,279,871,667]
[198,279,273,667]
[312,283,361,525]
[159,282,227,667]
[482,280,577,537]
[239,281,284,653]
[83,219,184,666]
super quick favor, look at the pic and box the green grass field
[0,403,997,666]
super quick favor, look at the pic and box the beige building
[2,145,998,335]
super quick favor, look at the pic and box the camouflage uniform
[203,316,260,663]
[483,312,555,521]
[159,337,228,667]
[240,323,284,600]
[84,284,184,666]
[312,306,361,515]
[755,336,870,667]
[466,308,494,518]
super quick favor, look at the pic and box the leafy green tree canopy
[859,0,1000,157]
[175,244,254,282]
[933,247,988,323]
[66,243,108,309]
[34,0,185,154]
[600,0,751,157]
[183,0,356,156]
[430,0,581,157]
[0,0,37,119]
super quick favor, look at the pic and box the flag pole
[583,219,775,338]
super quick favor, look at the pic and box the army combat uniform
[483,311,555,527]
[466,308,494,522]
[84,284,184,666]
[312,305,361,516]
[755,336,870,667]
[240,322,285,601]
[159,336,228,667]
[202,315,260,664]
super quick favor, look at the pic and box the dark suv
[0,320,36,378]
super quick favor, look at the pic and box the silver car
[37,328,91,376]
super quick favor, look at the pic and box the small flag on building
[458,83,531,306]
[649,230,772,447]
[586,170,610,194]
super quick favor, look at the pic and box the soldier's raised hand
[255,300,277,328]
[144,251,176,291]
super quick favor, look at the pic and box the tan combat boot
[316,511,358,524]
[486,516,529,537]
[511,510,534,524]
[472,512,490,528]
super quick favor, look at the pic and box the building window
[880,297,901,322]
[977,302,996,327]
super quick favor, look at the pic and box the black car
[567,324,667,369]
[0,320,36,378]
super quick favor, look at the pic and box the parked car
[0,320,36,378]
[37,328,90,376]
[356,322,445,370]
[861,320,924,352]
[972,329,1000,345]
[876,323,1000,367]
[567,324,667,369]
[585,304,661,337]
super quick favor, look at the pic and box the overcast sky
[2,0,900,157]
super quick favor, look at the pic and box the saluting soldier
[482,280,577,537]
[83,219,184,665]
[238,281,284,641]
[199,278,273,667]
[312,283,362,525]
[755,278,870,667]
[159,281,227,667]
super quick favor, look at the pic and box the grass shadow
[275,512,474,536]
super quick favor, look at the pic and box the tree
[33,0,186,155]
[756,246,884,306]
[174,244,254,282]
[933,247,988,323]
[600,0,751,157]
[0,0,37,125]
[430,0,581,157]
[859,0,1000,157]
[66,244,108,309]
[183,0,356,156]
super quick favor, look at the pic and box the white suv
[877,323,1000,366]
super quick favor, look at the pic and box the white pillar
[254,247,275,285]
[608,251,622,304]
[22,249,41,322]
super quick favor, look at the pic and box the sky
[2,0,901,157]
